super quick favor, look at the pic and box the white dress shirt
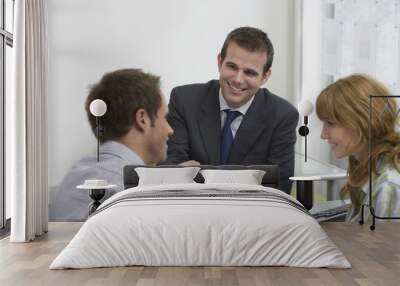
[219,89,255,138]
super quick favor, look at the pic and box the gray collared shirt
[49,140,145,222]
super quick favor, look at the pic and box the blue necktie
[221,110,241,164]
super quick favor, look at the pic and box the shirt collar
[99,140,145,165]
[218,88,255,115]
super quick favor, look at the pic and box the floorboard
[0,222,399,286]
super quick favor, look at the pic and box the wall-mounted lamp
[79,99,114,216]
[298,100,314,162]
[89,99,107,162]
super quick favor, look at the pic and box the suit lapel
[198,82,221,165]
[229,89,267,163]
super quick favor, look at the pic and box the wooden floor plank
[0,222,399,286]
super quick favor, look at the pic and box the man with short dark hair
[166,27,298,194]
[50,69,173,221]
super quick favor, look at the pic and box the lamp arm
[96,117,100,162]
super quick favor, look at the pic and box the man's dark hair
[219,27,274,74]
[85,69,161,143]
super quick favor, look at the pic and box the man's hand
[179,160,201,166]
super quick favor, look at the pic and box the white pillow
[135,167,200,186]
[200,169,266,185]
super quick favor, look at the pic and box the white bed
[50,183,351,269]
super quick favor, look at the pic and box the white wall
[48,0,296,187]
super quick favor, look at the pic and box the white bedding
[50,183,351,269]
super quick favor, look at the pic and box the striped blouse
[347,156,400,222]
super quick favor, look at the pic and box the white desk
[290,153,347,210]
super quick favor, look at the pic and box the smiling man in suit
[165,27,299,194]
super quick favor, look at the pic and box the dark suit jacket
[166,80,299,194]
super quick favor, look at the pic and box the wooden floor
[0,222,399,286]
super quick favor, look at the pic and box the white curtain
[9,0,48,242]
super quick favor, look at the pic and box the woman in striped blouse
[316,74,400,222]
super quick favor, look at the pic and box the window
[300,0,400,202]
[321,0,400,93]
[0,0,14,230]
